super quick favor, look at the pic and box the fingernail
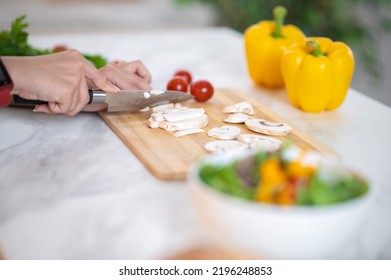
[109,84,120,92]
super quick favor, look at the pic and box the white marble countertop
[1,27,391,259]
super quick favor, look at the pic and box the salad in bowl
[188,146,374,259]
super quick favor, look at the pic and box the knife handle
[11,89,104,106]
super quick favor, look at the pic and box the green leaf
[306,169,369,205]
[83,54,108,69]
[199,163,256,200]
[0,15,108,69]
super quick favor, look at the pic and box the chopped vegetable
[200,163,256,200]
[0,16,108,68]
[199,147,369,206]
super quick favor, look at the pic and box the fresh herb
[0,15,108,68]
[82,54,108,69]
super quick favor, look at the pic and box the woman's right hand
[2,50,120,116]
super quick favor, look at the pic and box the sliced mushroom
[237,134,282,152]
[163,108,205,122]
[174,128,205,137]
[223,113,252,124]
[147,117,160,129]
[223,101,254,115]
[143,91,151,99]
[207,125,241,140]
[204,140,249,155]
[152,103,174,112]
[160,114,208,131]
[150,111,165,122]
[245,118,292,136]
[150,89,165,95]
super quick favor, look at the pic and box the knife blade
[11,89,194,112]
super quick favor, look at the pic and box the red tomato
[166,76,189,93]
[52,44,68,53]
[190,80,214,102]
[174,70,192,84]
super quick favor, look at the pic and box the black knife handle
[12,89,95,106]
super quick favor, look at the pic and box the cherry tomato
[166,76,188,93]
[190,80,214,102]
[52,44,68,53]
[174,70,192,84]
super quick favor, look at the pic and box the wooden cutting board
[98,89,339,180]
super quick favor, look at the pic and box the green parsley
[0,15,108,68]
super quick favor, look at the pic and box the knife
[11,89,194,112]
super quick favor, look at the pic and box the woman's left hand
[83,60,152,112]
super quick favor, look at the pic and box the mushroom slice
[237,134,282,152]
[245,118,292,136]
[152,103,174,112]
[150,89,165,95]
[207,125,241,140]
[143,91,151,99]
[204,140,249,155]
[150,111,165,122]
[147,117,160,129]
[160,114,208,131]
[223,113,252,124]
[223,101,254,115]
[163,108,205,122]
[174,128,205,137]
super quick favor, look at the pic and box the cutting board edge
[98,111,188,180]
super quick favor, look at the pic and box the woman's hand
[3,49,119,116]
[83,60,152,112]
[3,51,153,115]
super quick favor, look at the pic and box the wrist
[0,57,14,107]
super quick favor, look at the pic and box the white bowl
[188,149,375,259]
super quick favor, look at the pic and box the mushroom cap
[245,118,292,136]
[223,113,252,124]
[237,134,282,152]
[223,101,254,115]
[207,125,241,140]
[204,140,249,155]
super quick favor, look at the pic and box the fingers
[78,55,119,94]
[68,78,90,116]
[24,50,152,116]
[34,82,90,116]
[111,60,152,83]
[98,63,152,90]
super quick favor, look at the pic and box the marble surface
[1,27,391,259]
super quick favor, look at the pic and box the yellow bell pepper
[281,37,354,113]
[256,157,289,204]
[244,6,305,88]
